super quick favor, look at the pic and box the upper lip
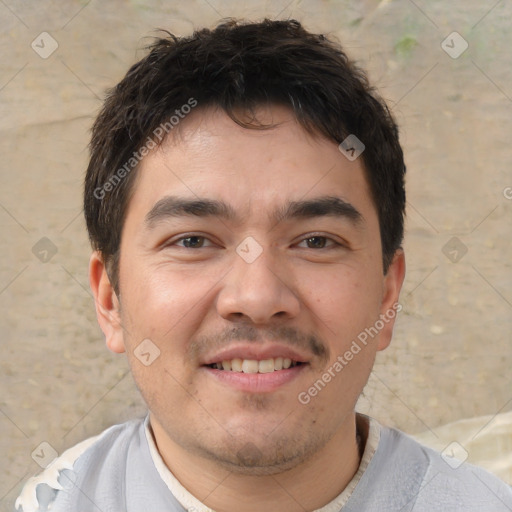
[201,343,311,366]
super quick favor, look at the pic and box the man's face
[93,105,404,474]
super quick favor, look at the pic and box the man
[15,18,512,512]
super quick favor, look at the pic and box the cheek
[300,264,382,338]
[117,266,207,409]
[297,263,384,397]
[120,262,213,339]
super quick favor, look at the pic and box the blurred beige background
[1,0,511,509]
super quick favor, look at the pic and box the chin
[204,446,307,476]
[196,429,328,476]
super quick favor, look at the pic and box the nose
[216,242,301,325]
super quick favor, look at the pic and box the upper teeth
[211,357,297,373]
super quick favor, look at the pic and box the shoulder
[378,424,512,511]
[15,418,145,512]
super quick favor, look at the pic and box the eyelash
[296,235,341,249]
[172,235,214,248]
[168,234,344,249]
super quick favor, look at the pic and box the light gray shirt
[15,415,512,511]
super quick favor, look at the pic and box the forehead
[127,105,377,226]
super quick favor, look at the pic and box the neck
[151,412,365,512]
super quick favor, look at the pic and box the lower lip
[203,365,307,393]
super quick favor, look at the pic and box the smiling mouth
[205,357,305,373]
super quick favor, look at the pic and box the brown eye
[305,236,327,248]
[296,235,341,250]
[299,236,335,249]
[178,236,207,248]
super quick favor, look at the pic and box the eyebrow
[274,196,363,225]
[145,196,237,227]
[144,195,363,228]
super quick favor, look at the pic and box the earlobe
[89,251,126,354]
[376,249,406,352]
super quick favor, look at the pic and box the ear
[89,251,125,354]
[376,249,406,352]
